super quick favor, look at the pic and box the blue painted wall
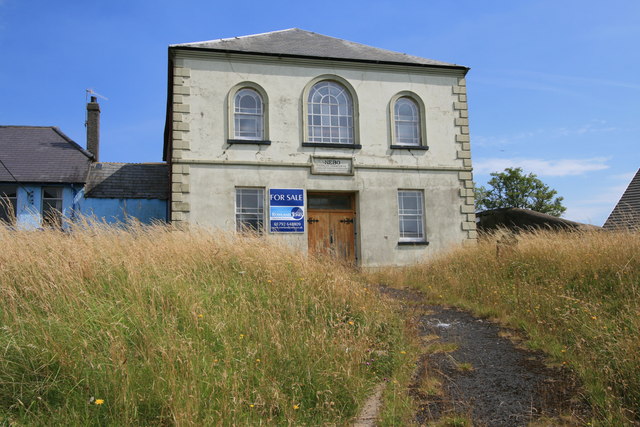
[8,185,166,228]
[75,189,167,224]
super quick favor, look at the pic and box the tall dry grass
[0,223,407,425]
[373,229,640,425]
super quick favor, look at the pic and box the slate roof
[172,28,467,70]
[603,169,640,230]
[85,162,169,199]
[0,126,93,184]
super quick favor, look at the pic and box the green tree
[475,167,566,216]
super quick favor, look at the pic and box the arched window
[394,97,421,146]
[307,81,354,145]
[233,88,264,140]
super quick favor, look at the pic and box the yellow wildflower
[95,399,104,405]
[256,358,261,363]
[400,351,406,354]
[197,314,203,318]
[348,321,354,326]
[249,404,255,408]
[293,404,300,410]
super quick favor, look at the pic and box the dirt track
[380,286,591,426]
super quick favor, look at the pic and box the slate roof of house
[603,169,640,230]
[172,28,467,70]
[85,162,169,199]
[0,126,93,184]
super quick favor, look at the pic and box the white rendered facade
[165,32,476,267]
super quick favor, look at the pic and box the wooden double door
[307,192,356,264]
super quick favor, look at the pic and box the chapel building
[163,29,476,267]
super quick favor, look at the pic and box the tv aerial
[84,89,109,128]
[85,88,109,102]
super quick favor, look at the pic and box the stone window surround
[222,78,442,152]
[388,91,429,150]
[301,74,361,149]
[227,82,271,145]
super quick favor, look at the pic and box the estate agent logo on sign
[269,189,304,233]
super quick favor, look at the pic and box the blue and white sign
[269,188,305,233]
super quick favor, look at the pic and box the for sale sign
[269,189,304,233]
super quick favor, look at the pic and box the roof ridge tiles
[196,28,300,45]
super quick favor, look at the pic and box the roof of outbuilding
[476,208,598,232]
[85,162,169,199]
[0,126,93,184]
[603,169,640,230]
[172,28,467,70]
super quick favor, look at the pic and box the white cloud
[554,123,618,137]
[563,185,626,226]
[579,184,628,205]
[474,121,619,148]
[563,204,608,226]
[474,157,610,177]
[474,131,537,147]
[610,171,637,182]
[473,76,580,95]
[546,172,632,226]
[481,69,640,92]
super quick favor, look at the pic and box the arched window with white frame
[394,97,421,146]
[307,80,354,145]
[389,92,427,149]
[233,88,264,141]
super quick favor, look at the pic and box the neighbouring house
[603,168,640,231]
[476,207,597,233]
[164,28,476,267]
[77,162,169,224]
[0,98,169,228]
[79,97,169,224]
[0,125,93,229]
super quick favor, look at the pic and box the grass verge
[0,224,408,425]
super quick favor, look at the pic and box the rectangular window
[42,187,63,227]
[235,187,264,233]
[398,190,425,242]
[0,185,18,224]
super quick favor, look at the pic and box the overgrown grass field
[0,225,408,425]
[374,229,640,425]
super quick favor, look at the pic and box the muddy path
[379,286,591,426]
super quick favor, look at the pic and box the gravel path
[379,286,590,426]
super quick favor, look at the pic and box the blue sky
[1,0,638,225]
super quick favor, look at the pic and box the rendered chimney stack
[86,96,100,162]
